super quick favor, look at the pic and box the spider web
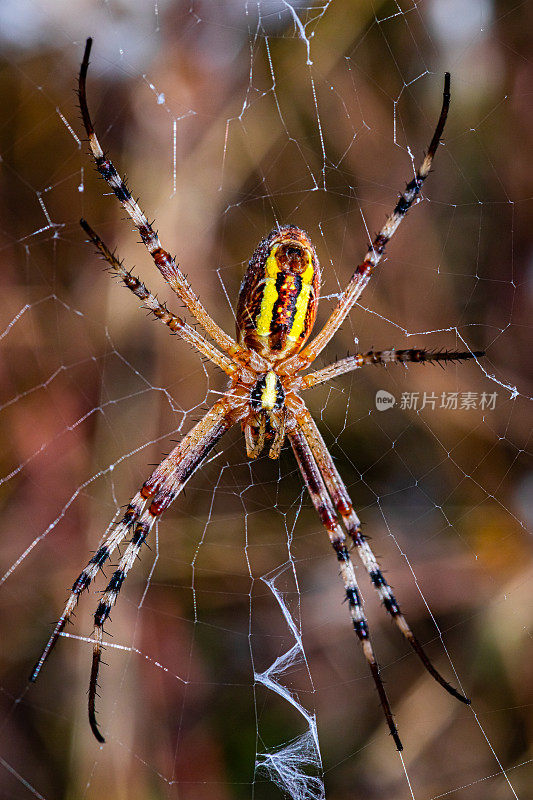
[0,1,531,799]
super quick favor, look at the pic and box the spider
[31,38,483,751]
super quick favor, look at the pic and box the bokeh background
[0,1,531,799]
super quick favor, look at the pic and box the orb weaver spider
[31,38,482,750]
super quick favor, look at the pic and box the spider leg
[29,490,147,683]
[30,398,244,741]
[78,39,258,370]
[295,407,470,706]
[86,398,241,742]
[287,416,403,751]
[283,74,451,374]
[302,347,485,389]
[80,219,236,376]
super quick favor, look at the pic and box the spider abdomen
[236,225,320,360]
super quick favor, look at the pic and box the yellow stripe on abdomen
[288,262,314,342]
[255,252,280,337]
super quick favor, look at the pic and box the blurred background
[0,1,531,798]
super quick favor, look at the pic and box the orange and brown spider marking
[236,226,320,360]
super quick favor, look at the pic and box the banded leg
[78,39,258,370]
[80,219,236,376]
[29,491,148,682]
[88,506,159,741]
[283,73,451,375]
[302,347,485,390]
[87,398,239,741]
[296,407,470,706]
[288,420,403,750]
[30,400,241,725]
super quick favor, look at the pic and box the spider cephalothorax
[245,369,287,458]
[249,370,286,412]
[31,39,484,751]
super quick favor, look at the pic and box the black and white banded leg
[283,73,452,375]
[32,400,240,742]
[288,420,403,750]
[302,348,485,390]
[78,38,253,368]
[29,491,147,683]
[297,409,470,709]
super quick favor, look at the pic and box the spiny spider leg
[296,407,470,707]
[80,219,236,376]
[31,399,242,742]
[78,38,256,370]
[282,73,451,375]
[302,348,485,389]
[87,399,238,741]
[30,400,234,683]
[29,489,148,683]
[287,418,403,750]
